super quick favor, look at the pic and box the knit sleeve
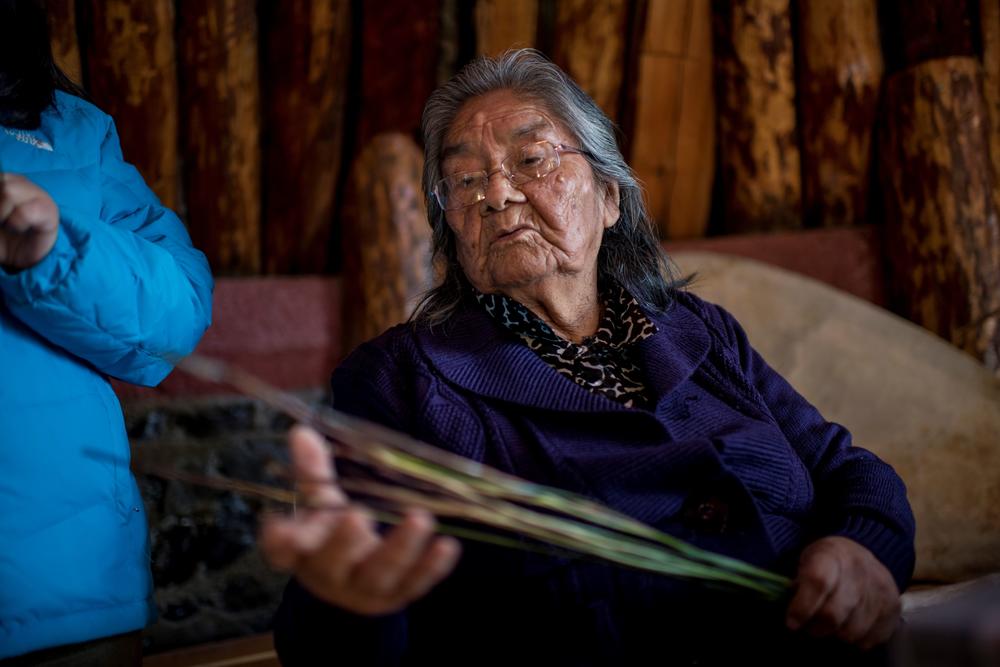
[688,294,916,591]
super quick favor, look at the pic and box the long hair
[414,49,686,326]
[0,0,86,130]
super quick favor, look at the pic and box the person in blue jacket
[0,1,213,662]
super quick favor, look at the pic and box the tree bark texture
[879,0,977,73]
[341,134,434,353]
[981,0,1000,207]
[177,0,262,274]
[261,0,351,274]
[357,0,441,149]
[83,0,181,210]
[713,0,801,233]
[630,0,714,239]
[880,57,1000,371]
[44,0,82,84]
[797,0,883,228]
[475,0,538,57]
[551,0,628,123]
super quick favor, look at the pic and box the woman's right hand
[260,425,462,616]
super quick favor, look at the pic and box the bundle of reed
[165,354,790,601]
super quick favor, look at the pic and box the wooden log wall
[474,0,538,57]
[44,0,81,84]
[341,134,434,352]
[712,0,801,233]
[796,0,883,229]
[260,1,351,274]
[981,0,1000,195]
[551,0,628,123]
[56,0,1000,368]
[177,0,262,275]
[880,59,1000,370]
[879,1,1000,371]
[82,0,181,211]
[628,0,715,239]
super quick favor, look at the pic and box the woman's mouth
[495,227,531,243]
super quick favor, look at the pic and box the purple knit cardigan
[274,291,915,666]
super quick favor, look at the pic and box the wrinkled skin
[441,90,619,341]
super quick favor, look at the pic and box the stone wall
[124,390,326,654]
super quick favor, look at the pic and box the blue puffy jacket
[0,91,213,657]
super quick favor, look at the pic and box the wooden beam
[879,0,977,72]
[44,0,82,84]
[83,0,181,210]
[629,0,715,239]
[341,134,434,352]
[260,1,351,274]
[712,0,801,233]
[551,0,627,123]
[981,0,1000,210]
[880,57,1000,371]
[475,0,538,56]
[177,0,262,275]
[797,0,883,227]
[357,1,441,149]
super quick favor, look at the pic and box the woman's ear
[602,181,621,229]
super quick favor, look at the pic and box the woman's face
[440,90,619,296]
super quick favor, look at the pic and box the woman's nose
[480,169,527,212]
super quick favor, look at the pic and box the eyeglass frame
[432,140,592,211]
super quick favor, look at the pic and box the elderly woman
[263,50,914,666]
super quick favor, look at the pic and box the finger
[393,535,462,604]
[786,553,841,630]
[350,509,437,596]
[0,191,18,224]
[301,507,380,585]
[4,197,58,233]
[834,588,875,645]
[0,175,37,221]
[284,509,384,610]
[288,424,345,506]
[802,567,860,638]
[259,515,307,571]
[858,596,902,651]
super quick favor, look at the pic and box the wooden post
[341,134,434,352]
[878,0,977,72]
[357,1,441,149]
[44,0,82,84]
[879,58,1000,370]
[475,0,538,56]
[82,0,181,210]
[551,0,627,123]
[629,0,714,239]
[260,1,351,274]
[796,0,883,228]
[981,0,1000,201]
[712,0,801,233]
[177,0,262,275]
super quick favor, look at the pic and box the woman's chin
[483,251,550,290]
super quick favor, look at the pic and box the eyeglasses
[433,141,588,211]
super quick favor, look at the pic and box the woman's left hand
[785,536,901,650]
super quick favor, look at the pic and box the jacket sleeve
[695,297,916,592]
[274,336,417,666]
[0,115,213,386]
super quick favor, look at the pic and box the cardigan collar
[414,294,711,413]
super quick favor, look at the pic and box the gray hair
[413,48,685,326]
